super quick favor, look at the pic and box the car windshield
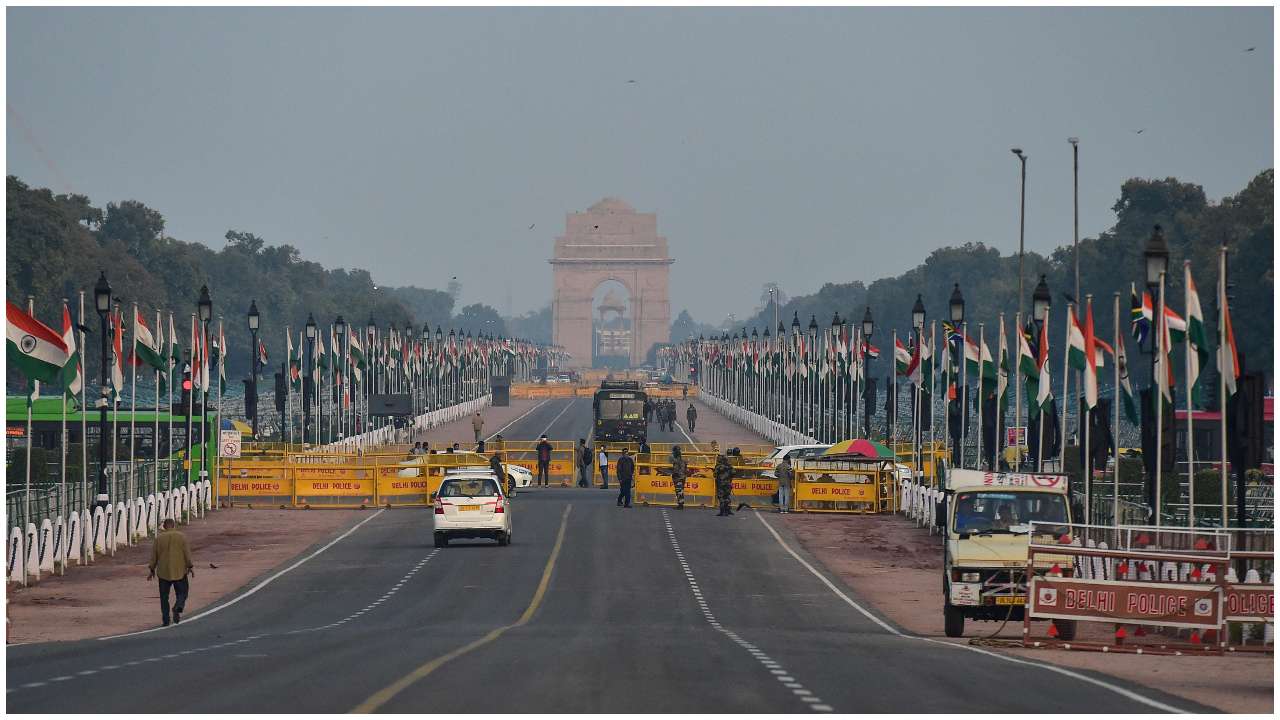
[440,478,500,498]
[952,491,1068,535]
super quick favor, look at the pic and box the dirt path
[7,508,366,644]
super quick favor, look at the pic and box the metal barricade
[791,459,895,513]
[634,457,716,507]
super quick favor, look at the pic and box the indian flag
[7,301,68,384]
[1067,309,1087,371]
[61,304,83,398]
[110,309,125,400]
[1116,338,1139,424]
[1219,252,1239,397]
[997,316,1010,406]
[1184,262,1211,405]
[894,337,911,375]
[906,337,922,387]
[1018,321,1038,380]
[132,307,167,371]
[1035,320,1052,410]
[1082,299,1098,409]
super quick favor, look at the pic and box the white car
[433,472,512,547]
[449,463,532,494]
[759,444,832,477]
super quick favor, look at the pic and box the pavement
[5,398,1215,712]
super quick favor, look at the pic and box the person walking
[616,448,635,508]
[776,455,793,514]
[597,447,610,490]
[490,453,512,496]
[472,412,484,443]
[686,404,697,433]
[577,439,592,488]
[147,518,193,626]
[536,435,553,487]
[714,452,735,516]
[669,445,687,510]
[682,383,689,400]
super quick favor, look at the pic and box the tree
[453,303,507,337]
[507,305,552,344]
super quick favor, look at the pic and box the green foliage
[6,176,531,394]
[506,305,552,345]
[670,309,720,344]
[732,171,1272,388]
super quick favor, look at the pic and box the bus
[592,381,647,444]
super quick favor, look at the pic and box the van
[941,468,1076,639]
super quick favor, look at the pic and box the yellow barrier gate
[790,459,895,513]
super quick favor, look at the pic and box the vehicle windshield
[952,491,1068,535]
[439,478,500,498]
[598,398,645,420]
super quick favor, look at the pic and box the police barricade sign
[375,463,437,507]
[1224,584,1274,622]
[1029,576,1223,630]
[731,466,778,508]
[294,466,374,507]
[221,462,292,506]
[635,461,715,507]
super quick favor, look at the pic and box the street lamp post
[860,307,873,439]
[949,284,966,467]
[93,272,113,510]
[1012,148,1028,321]
[197,285,213,491]
[1142,225,1170,514]
[808,315,818,440]
[305,314,317,445]
[435,327,443,410]
[247,300,260,438]
[830,312,841,442]
[1032,275,1052,473]
[335,315,347,440]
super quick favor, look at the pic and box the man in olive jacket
[147,519,194,626]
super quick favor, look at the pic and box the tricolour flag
[1035,320,1052,410]
[1117,337,1139,424]
[1155,293,1175,406]
[1184,262,1210,406]
[7,301,68,385]
[288,332,300,390]
[1220,259,1239,397]
[1082,299,1098,409]
[132,308,167,371]
[61,304,83,399]
[1067,309,1087,371]
[906,337,922,387]
[997,316,1010,406]
[894,337,911,375]
[110,309,125,400]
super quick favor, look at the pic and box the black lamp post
[435,326,443,409]
[949,284,965,465]
[93,272,113,509]
[197,285,212,487]
[1141,225,1170,511]
[305,314,317,442]
[830,313,841,441]
[247,300,260,437]
[808,315,818,437]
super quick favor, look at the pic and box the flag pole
[891,330,898,448]
[154,309,162,503]
[1036,312,1048,475]
[110,302,120,521]
[929,321,937,476]
[215,317,223,509]
[285,326,292,448]
[1113,293,1122,528]
[1084,295,1093,526]
[23,296,36,539]
[996,314,1005,470]
[1184,262,1195,530]
[1013,311,1023,470]
[186,314,196,493]
[960,321,968,469]
[1060,304,1073,473]
[167,312,175,498]
[129,302,138,509]
[1155,270,1167,527]
[59,299,70,571]
[1217,246,1228,528]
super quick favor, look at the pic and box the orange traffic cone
[1048,622,1060,639]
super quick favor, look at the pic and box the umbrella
[823,439,895,459]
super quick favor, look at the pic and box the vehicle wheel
[1054,619,1077,641]
[497,532,509,547]
[434,534,447,548]
[944,603,965,638]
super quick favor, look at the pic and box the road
[7,398,1207,713]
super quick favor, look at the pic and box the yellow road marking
[351,504,573,713]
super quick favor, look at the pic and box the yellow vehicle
[942,468,1075,639]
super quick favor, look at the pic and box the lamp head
[911,293,926,331]
[1144,224,1170,287]
[197,285,213,323]
[861,306,874,338]
[1032,274,1052,322]
[247,300,260,331]
[94,271,112,316]
[949,283,965,324]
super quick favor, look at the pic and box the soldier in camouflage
[714,452,734,516]
[669,446,687,510]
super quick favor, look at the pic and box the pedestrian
[670,445,687,510]
[682,383,688,399]
[598,447,610,490]
[147,518,193,626]
[536,434,553,487]
[578,438,592,488]
[472,412,484,443]
[476,439,486,454]
[616,448,635,508]
[714,452,735,516]
[776,455,793,514]
[490,453,512,496]
[686,403,697,433]
[638,439,651,456]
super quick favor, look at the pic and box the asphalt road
[7,399,1207,713]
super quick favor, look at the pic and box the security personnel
[535,435,553,487]
[577,439,593,488]
[490,453,512,496]
[685,403,697,433]
[615,448,635,508]
[669,446,687,510]
[714,452,734,516]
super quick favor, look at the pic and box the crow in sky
[528,223,535,230]
[1245,46,1255,52]
[1134,129,1145,134]
[626,79,637,84]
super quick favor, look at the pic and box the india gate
[550,198,673,367]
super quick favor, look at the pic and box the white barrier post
[25,522,40,583]
[67,511,82,567]
[8,526,25,586]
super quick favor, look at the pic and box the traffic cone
[1189,630,1200,644]
[1115,626,1127,645]
[1048,622,1060,639]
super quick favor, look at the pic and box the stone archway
[550,198,673,367]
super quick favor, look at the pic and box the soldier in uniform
[714,452,734,516]
[669,445,687,510]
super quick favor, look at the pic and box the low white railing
[318,395,492,452]
[699,389,817,446]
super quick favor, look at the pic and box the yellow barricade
[634,460,716,507]
[791,460,895,513]
[730,464,778,508]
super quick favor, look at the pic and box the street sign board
[219,430,242,459]
[1029,576,1222,630]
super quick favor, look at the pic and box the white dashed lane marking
[661,510,831,713]
[8,550,440,695]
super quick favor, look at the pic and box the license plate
[459,505,482,511]
[995,596,1026,605]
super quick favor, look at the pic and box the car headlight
[960,572,981,582]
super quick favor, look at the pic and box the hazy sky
[7,7,1273,322]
